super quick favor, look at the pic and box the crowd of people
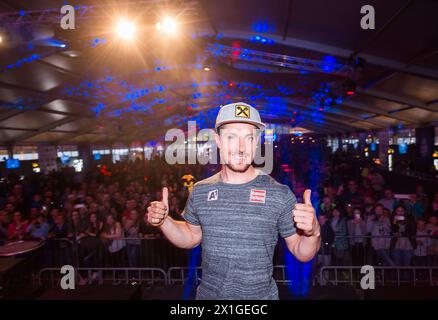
[0,146,437,286]
[302,152,438,272]
[0,156,207,282]
[315,185,438,268]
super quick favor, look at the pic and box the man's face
[72,211,79,220]
[417,220,426,231]
[395,206,405,216]
[410,193,417,202]
[13,211,21,222]
[90,203,98,212]
[50,209,59,217]
[55,215,63,224]
[131,200,137,209]
[131,210,138,221]
[364,196,374,205]
[5,203,14,212]
[384,190,393,199]
[30,207,38,217]
[215,123,259,173]
[375,205,383,216]
[0,211,7,223]
[318,215,327,226]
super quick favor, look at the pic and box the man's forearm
[160,217,199,249]
[289,234,321,263]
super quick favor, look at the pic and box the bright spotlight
[0,35,2,43]
[156,17,177,34]
[116,20,136,40]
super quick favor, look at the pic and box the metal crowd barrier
[166,265,306,286]
[167,267,203,286]
[273,265,316,285]
[319,266,438,287]
[54,238,79,267]
[47,237,190,269]
[38,267,167,288]
[37,265,438,290]
[319,235,436,267]
[46,235,436,270]
[273,265,289,284]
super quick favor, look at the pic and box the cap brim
[215,120,265,131]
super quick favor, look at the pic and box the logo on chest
[207,189,218,201]
[249,189,266,204]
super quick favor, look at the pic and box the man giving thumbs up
[147,187,169,227]
[146,102,320,300]
[293,189,320,237]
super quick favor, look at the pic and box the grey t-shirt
[183,171,297,300]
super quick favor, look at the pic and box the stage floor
[30,284,438,300]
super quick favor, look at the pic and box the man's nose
[238,137,245,153]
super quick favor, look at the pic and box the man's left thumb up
[303,189,312,205]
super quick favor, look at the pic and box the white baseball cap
[215,102,266,132]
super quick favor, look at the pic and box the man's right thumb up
[162,187,169,210]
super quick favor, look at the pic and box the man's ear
[255,133,261,145]
[214,132,221,149]
[254,129,261,145]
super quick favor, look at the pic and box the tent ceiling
[0,0,436,145]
